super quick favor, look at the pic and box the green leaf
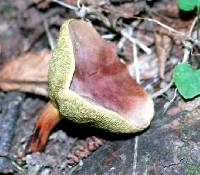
[178,0,199,11]
[172,63,200,99]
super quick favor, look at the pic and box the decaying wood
[0,92,24,173]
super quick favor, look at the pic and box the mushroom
[26,19,154,153]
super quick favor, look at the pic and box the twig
[52,0,89,19]
[0,155,24,173]
[43,19,55,50]
[0,92,24,172]
[132,16,185,37]
[120,26,142,83]
[144,166,148,175]
[188,17,198,36]
[132,16,200,60]
[117,36,127,55]
[77,0,81,8]
[11,159,25,173]
[68,163,80,175]
[182,17,198,63]
[101,34,116,40]
[182,44,191,63]
[151,81,174,99]
[121,27,152,54]
[52,0,78,10]
[132,16,200,45]
[132,136,139,175]
[163,88,177,113]
[133,42,140,84]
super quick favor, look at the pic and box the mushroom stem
[26,102,60,153]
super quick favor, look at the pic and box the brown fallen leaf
[105,1,145,29]
[152,0,179,18]
[155,33,172,79]
[0,49,50,96]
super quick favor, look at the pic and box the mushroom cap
[48,19,154,133]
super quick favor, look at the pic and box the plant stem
[197,2,200,39]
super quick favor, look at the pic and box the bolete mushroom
[26,19,154,153]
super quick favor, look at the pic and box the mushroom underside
[68,20,154,130]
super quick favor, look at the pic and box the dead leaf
[0,27,28,61]
[105,1,145,28]
[155,33,172,79]
[128,53,159,80]
[105,1,145,19]
[0,49,50,96]
[152,0,179,18]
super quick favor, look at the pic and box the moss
[0,2,16,14]
[181,111,188,116]
[180,123,197,142]
[143,152,151,165]
[185,163,200,175]
[156,140,172,157]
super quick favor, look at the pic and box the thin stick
[182,17,198,63]
[43,19,54,50]
[52,0,78,10]
[132,16,185,36]
[133,42,140,84]
[121,29,152,54]
[77,0,81,8]
[102,34,116,39]
[163,88,177,113]
[182,47,191,63]
[132,16,200,45]
[117,36,127,52]
[132,136,139,175]
[151,81,174,99]
[188,17,198,36]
